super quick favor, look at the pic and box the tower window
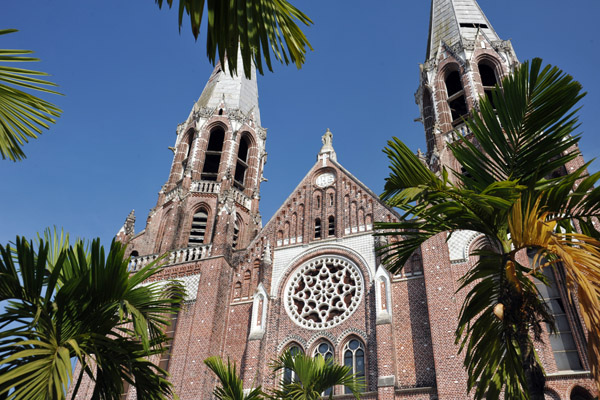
[189,208,208,245]
[328,216,335,236]
[234,135,250,190]
[478,62,498,108]
[343,339,365,394]
[201,127,225,181]
[314,218,321,239]
[182,130,194,170]
[445,70,469,125]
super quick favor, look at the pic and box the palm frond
[154,0,313,78]
[0,29,62,161]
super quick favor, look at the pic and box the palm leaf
[0,29,62,161]
[154,0,312,78]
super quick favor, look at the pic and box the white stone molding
[271,236,376,297]
[249,283,268,340]
[375,265,392,325]
[446,230,483,263]
[284,255,364,330]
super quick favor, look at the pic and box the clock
[315,172,335,188]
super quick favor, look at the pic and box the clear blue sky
[2,1,600,247]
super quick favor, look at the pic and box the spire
[194,49,261,126]
[426,0,500,60]
[318,128,337,162]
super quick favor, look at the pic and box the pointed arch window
[188,208,208,245]
[283,345,303,383]
[314,342,334,396]
[328,216,335,237]
[314,218,321,239]
[182,130,194,171]
[445,70,469,125]
[529,250,583,371]
[201,127,225,181]
[234,135,250,190]
[478,62,498,108]
[343,339,365,394]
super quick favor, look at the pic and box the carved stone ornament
[194,107,214,120]
[256,127,267,140]
[284,256,364,330]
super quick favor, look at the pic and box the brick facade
[72,1,597,399]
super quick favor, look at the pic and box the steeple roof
[426,0,500,60]
[195,51,261,126]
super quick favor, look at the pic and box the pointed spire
[116,210,136,243]
[318,128,337,162]
[426,0,500,60]
[195,48,261,125]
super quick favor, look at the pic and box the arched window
[313,342,334,396]
[182,130,194,170]
[188,208,208,245]
[478,62,498,107]
[244,269,251,298]
[343,339,365,394]
[234,135,250,190]
[201,127,225,181]
[445,70,468,125]
[571,386,594,400]
[283,345,303,383]
[422,89,435,153]
[529,250,582,371]
[314,218,321,239]
[328,216,335,237]
[233,281,242,300]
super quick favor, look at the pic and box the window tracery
[285,256,363,330]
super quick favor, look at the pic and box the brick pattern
[70,4,598,400]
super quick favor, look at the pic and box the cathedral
[77,0,596,399]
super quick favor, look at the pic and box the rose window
[285,256,363,329]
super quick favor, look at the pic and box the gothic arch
[201,125,226,181]
[568,385,594,400]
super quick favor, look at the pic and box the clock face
[315,172,335,188]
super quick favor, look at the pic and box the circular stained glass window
[284,256,364,330]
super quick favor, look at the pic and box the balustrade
[129,244,212,271]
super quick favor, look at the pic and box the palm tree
[0,29,62,161]
[375,58,600,399]
[204,356,265,400]
[0,232,184,400]
[270,351,364,400]
[153,0,313,78]
[204,350,365,400]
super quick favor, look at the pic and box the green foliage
[270,351,364,400]
[153,0,313,78]
[204,356,264,400]
[204,350,364,400]
[376,58,600,398]
[0,29,62,161]
[0,234,184,400]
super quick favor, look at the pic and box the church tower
[416,0,518,176]
[124,54,267,261]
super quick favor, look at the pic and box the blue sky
[2,1,600,247]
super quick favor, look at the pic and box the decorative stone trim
[375,266,392,325]
[277,335,308,353]
[377,375,395,387]
[336,328,368,346]
[129,244,212,271]
[284,256,364,330]
[249,283,268,340]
